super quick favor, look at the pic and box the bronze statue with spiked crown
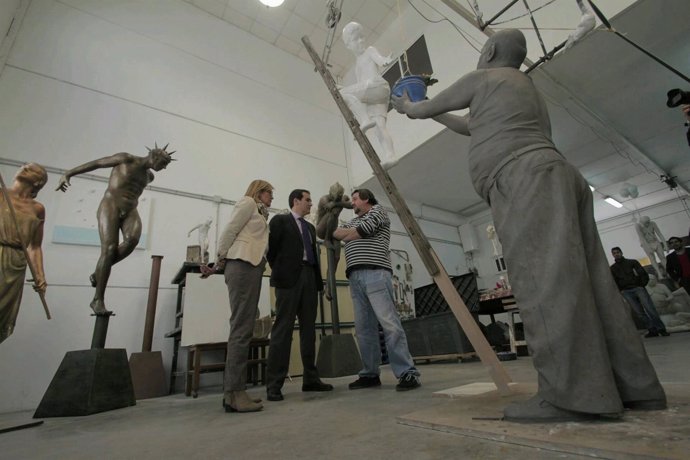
[57,143,175,314]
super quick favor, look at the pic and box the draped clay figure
[646,275,690,329]
[1,163,48,343]
[340,21,397,168]
[57,144,174,314]
[635,216,667,277]
[315,182,353,300]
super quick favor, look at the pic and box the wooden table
[478,289,526,354]
[184,337,270,398]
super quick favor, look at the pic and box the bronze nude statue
[315,182,353,300]
[56,144,174,315]
[0,163,49,343]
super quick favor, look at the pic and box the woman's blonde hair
[245,179,274,201]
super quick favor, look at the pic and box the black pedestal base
[33,349,135,418]
[316,334,362,378]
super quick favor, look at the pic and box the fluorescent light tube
[604,197,623,208]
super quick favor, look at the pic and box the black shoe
[266,390,284,401]
[302,381,333,392]
[348,376,381,390]
[395,373,421,392]
[645,331,659,338]
[659,330,670,336]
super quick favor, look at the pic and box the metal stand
[129,255,168,400]
[326,246,340,334]
[91,312,112,349]
[302,36,512,395]
[316,245,362,378]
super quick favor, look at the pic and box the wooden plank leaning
[301,36,511,395]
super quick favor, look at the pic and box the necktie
[298,218,317,265]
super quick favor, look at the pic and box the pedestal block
[34,349,135,418]
[129,351,167,400]
[316,334,362,378]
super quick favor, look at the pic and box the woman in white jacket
[202,179,273,412]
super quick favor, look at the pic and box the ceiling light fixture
[589,185,595,192]
[604,196,623,208]
[259,0,284,7]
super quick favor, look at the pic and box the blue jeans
[621,287,666,333]
[348,269,418,379]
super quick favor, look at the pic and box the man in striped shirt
[333,189,420,391]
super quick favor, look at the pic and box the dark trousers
[266,266,319,392]
[620,287,666,333]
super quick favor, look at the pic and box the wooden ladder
[301,36,512,395]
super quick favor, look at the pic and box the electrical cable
[407,0,483,53]
[489,0,559,26]
[675,188,690,219]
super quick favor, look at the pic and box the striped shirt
[342,204,392,276]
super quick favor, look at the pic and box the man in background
[666,236,690,294]
[610,247,668,337]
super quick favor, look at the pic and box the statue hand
[30,278,47,294]
[56,175,71,192]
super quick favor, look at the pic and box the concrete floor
[1,332,688,460]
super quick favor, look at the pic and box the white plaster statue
[486,224,501,256]
[340,21,397,168]
[188,217,212,264]
[635,216,667,277]
[646,275,690,330]
[565,0,596,49]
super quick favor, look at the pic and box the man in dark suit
[666,236,690,294]
[265,189,333,401]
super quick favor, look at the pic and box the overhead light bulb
[604,197,623,208]
[589,185,595,192]
[259,0,284,6]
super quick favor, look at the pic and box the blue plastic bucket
[392,75,427,102]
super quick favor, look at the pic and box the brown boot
[227,391,263,413]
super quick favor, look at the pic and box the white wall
[0,0,349,413]
[597,199,690,265]
[0,0,21,45]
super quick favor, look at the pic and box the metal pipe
[326,247,341,334]
[521,0,548,55]
[479,0,519,30]
[91,313,112,349]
